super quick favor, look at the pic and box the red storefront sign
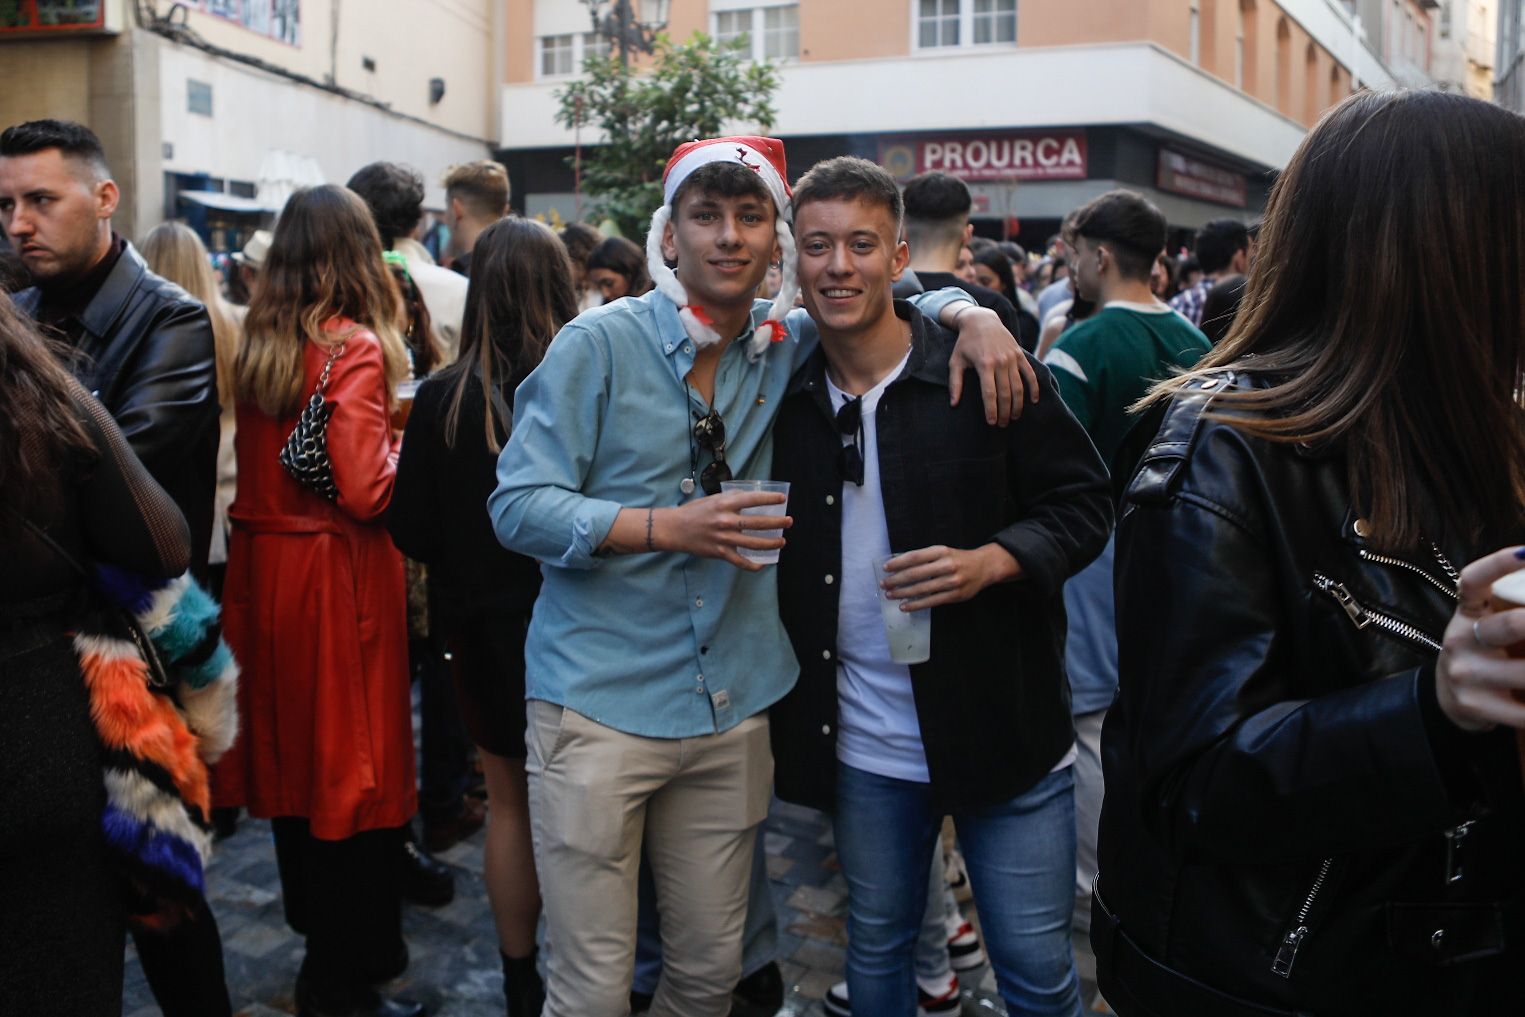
[879,131,1088,183]
[1156,149,1248,208]
[0,1,106,34]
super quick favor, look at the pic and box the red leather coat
[216,323,416,840]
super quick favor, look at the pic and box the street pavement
[123,799,1110,1016]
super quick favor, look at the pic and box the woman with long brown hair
[0,292,190,1015]
[218,184,422,1017]
[140,221,242,592]
[1094,91,1525,1015]
[586,235,653,303]
[388,217,577,1017]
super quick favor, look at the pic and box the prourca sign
[878,131,1088,183]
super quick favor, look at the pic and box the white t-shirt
[826,351,931,784]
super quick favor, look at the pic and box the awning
[178,191,269,213]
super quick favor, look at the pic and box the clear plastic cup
[873,554,932,664]
[720,480,790,564]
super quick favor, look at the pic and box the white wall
[502,41,1308,170]
[158,40,490,209]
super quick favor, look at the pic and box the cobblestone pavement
[124,800,1111,1017]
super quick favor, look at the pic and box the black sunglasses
[836,397,865,487]
[693,408,733,495]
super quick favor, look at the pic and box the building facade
[2,0,501,252]
[1427,0,1494,96]
[497,0,1439,247]
[1498,0,1525,108]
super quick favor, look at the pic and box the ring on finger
[1473,619,1492,649]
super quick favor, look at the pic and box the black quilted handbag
[278,341,345,500]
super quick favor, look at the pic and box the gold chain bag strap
[278,341,346,500]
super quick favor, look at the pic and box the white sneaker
[822,973,962,1017]
[945,912,986,972]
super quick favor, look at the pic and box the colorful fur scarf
[77,567,239,926]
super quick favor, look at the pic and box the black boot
[501,949,545,1017]
[401,836,454,907]
[729,961,784,1017]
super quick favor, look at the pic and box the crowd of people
[1,85,1523,1017]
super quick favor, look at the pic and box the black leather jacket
[16,245,219,575]
[1094,372,1525,1017]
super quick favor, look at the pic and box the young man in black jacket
[769,156,1112,1017]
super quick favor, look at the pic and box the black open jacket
[768,301,1112,813]
[1095,371,1525,1017]
[16,244,218,576]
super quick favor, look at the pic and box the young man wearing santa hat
[489,136,1030,1017]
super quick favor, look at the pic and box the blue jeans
[835,762,1081,1017]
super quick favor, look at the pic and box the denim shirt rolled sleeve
[489,322,623,568]
[487,291,806,739]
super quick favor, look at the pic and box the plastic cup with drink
[1492,569,1525,658]
[873,554,932,665]
[393,378,421,431]
[720,480,790,565]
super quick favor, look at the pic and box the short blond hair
[442,160,510,220]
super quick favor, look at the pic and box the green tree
[555,32,780,241]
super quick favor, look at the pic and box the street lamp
[584,0,671,66]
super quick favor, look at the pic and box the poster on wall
[0,0,107,33]
[186,0,300,46]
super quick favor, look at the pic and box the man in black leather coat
[0,119,227,1017]
[1,119,218,579]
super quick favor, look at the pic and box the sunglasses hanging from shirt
[836,396,865,487]
[683,380,733,496]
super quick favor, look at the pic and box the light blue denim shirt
[490,287,970,738]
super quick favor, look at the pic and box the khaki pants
[526,701,773,1017]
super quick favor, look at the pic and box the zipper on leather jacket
[1311,573,1443,653]
[1272,858,1334,978]
[1443,820,1475,884]
[1355,548,1460,601]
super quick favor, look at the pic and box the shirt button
[684,345,693,354]
[665,343,674,353]
[821,724,831,735]
[825,495,835,506]
[696,674,704,683]
[824,574,835,585]
[821,649,832,660]
[695,596,704,608]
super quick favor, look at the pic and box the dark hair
[1068,189,1167,281]
[443,218,579,452]
[346,162,425,248]
[970,244,1019,306]
[1145,90,1525,548]
[792,156,904,234]
[0,291,96,505]
[0,245,30,292]
[388,261,443,376]
[0,119,109,177]
[1198,273,1248,345]
[902,172,972,222]
[997,240,1026,264]
[586,236,652,296]
[670,162,774,218]
[558,222,601,265]
[1192,218,1250,275]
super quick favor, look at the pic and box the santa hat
[645,136,798,361]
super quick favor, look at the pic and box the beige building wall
[173,0,495,138]
[801,0,909,62]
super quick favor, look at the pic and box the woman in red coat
[221,184,422,1017]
